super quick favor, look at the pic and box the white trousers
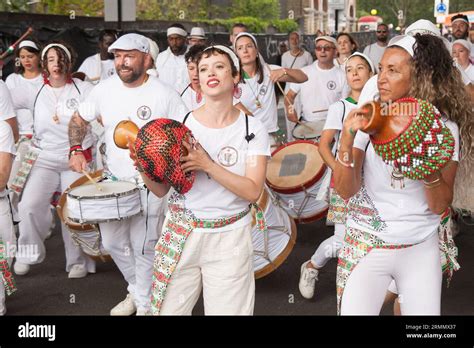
[160,222,255,315]
[99,189,165,312]
[0,197,16,311]
[341,233,442,315]
[17,151,95,272]
[311,223,344,268]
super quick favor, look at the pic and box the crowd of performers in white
[0,15,473,316]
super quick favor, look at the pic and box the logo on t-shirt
[217,146,238,167]
[327,81,337,90]
[107,68,115,77]
[137,106,152,120]
[259,85,267,96]
[66,98,79,110]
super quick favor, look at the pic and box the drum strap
[182,112,255,143]
[150,192,267,315]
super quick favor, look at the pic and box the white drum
[67,181,142,224]
[252,187,297,279]
[292,120,326,141]
[266,140,329,224]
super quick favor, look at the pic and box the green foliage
[230,0,280,21]
[270,19,299,33]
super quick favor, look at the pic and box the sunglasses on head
[315,45,335,52]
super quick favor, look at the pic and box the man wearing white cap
[188,27,207,47]
[155,23,190,93]
[363,23,389,72]
[68,33,188,316]
[285,36,348,131]
[281,31,313,141]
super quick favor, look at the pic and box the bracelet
[336,152,354,168]
[349,127,356,136]
[424,182,441,189]
[69,145,83,154]
[69,149,84,159]
[422,172,441,186]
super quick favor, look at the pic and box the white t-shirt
[180,84,205,111]
[78,54,116,84]
[348,119,459,245]
[237,64,280,133]
[281,50,313,70]
[288,62,348,122]
[0,120,15,155]
[0,120,15,196]
[155,48,190,94]
[182,112,271,232]
[11,79,94,155]
[81,74,188,180]
[5,73,43,134]
[464,64,474,84]
[363,43,387,72]
[0,81,16,121]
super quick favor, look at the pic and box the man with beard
[363,23,389,71]
[155,23,189,93]
[78,30,118,84]
[450,14,473,57]
[68,33,188,315]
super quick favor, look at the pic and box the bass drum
[251,186,297,279]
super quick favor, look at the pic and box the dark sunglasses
[377,30,388,33]
[315,45,335,52]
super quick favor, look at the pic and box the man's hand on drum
[341,107,370,142]
[181,140,215,174]
[69,152,87,173]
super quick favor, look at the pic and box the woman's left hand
[181,140,215,174]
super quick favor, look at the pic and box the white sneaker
[136,308,151,316]
[68,264,88,279]
[14,261,30,275]
[298,260,319,299]
[110,294,136,316]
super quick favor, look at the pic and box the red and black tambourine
[114,119,195,194]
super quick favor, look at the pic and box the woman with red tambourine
[130,45,271,315]
[333,33,472,315]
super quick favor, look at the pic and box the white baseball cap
[108,33,150,53]
[314,36,337,46]
[189,27,206,39]
[405,19,440,37]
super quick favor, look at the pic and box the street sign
[434,0,449,18]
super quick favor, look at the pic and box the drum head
[67,181,137,199]
[266,140,326,194]
[56,170,103,231]
[292,120,326,140]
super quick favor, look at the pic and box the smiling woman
[134,45,271,316]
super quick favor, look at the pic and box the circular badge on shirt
[218,146,238,167]
[259,85,267,96]
[137,106,152,120]
[327,81,336,90]
[66,98,79,110]
[107,68,115,77]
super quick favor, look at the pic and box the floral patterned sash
[150,192,267,315]
[0,238,16,296]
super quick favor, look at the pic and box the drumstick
[312,109,328,114]
[81,170,103,191]
[265,62,295,109]
[0,27,34,60]
[296,120,315,131]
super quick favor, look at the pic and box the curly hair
[409,34,473,163]
[41,40,76,77]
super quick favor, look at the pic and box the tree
[230,0,280,21]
